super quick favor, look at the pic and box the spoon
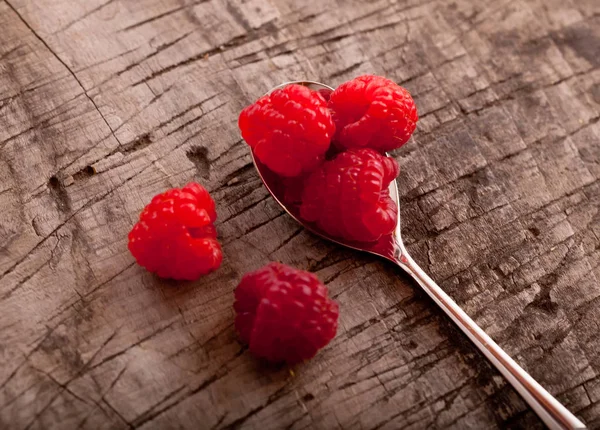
[247,80,585,429]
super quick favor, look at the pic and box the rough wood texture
[0,0,599,428]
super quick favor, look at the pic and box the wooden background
[1,0,599,428]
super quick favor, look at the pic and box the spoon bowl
[250,81,401,263]
[246,80,585,430]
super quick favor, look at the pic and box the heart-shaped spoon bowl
[251,80,401,262]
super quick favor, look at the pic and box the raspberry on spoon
[238,84,335,177]
[299,148,399,243]
[328,75,418,152]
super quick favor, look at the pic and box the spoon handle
[395,249,586,430]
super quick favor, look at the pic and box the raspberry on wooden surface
[299,148,399,243]
[328,75,418,152]
[234,262,339,364]
[238,84,335,177]
[128,183,222,281]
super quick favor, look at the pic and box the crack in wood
[3,0,123,157]
[119,0,210,33]
[53,0,117,34]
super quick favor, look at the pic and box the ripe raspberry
[234,262,339,364]
[300,148,398,242]
[238,84,335,177]
[128,183,222,280]
[328,75,418,152]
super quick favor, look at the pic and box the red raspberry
[128,183,222,280]
[300,148,399,242]
[328,75,418,152]
[234,262,339,364]
[238,84,335,177]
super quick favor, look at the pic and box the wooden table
[1,0,599,428]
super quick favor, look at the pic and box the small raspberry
[300,148,398,242]
[238,84,335,177]
[328,75,418,152]
[234,262,339,364]
[128,183,222,280]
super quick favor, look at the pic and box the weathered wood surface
[0,0,599,428]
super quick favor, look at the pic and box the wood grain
[1,0,599,428]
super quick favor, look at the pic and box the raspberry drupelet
[328,75,418,152]
[238,84,335,177]
[234,262,339,364]
[300,148,399,243]
[128,183,222,280]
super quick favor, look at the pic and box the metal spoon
[247,80,586,429]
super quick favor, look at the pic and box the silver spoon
[247,81,586,429]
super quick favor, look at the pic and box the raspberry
[238,84,335,177]
[328,75,418,152]
[317,87,333,102]
[128,183,222,280]
[300,148,399,242]
[234,262,339,364]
